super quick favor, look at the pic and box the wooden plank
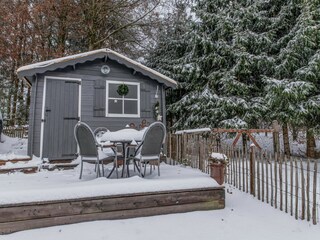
[295,158,299,220]
[266,153,269,204]
[261,151,264,202]
[270,153,274,207]
[0,188,223,223]
[274,154,278,209]
[257,151,260,200]
[307,159,310,221]
[300,158,305,220]
[0,200,224,234]
[284,155,288,213]
[242,148,245,192]
[290,156,294,216]
[245,148,248,193]
[250,146,255,196]
[312,160,317,225]
[279,154,283,211]
[232,133,242,147]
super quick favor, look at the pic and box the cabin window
[106,80,140,117]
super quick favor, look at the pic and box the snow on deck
[0,163,219,205]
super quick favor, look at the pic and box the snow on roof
[175,128,211,135]
[17,48,177,88]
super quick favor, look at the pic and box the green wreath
[117,83,129,96]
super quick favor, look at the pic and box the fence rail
[166,131,320,225]
[2,126,28,138]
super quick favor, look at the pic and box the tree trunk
[282,123,290,156]
[292,125,298,141]
[26,85,31,123]
[306,128,316,159]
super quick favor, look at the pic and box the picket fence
[166,131,320,225]
[2,126,28,138]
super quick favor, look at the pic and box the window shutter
[140,84,152,118]
[93,80,106,117]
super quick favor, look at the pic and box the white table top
[99,128,147,144]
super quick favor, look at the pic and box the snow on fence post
[312,160,318,225]
[250,144,255,196]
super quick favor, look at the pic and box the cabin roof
[17,49,177,88]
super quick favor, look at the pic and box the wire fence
[166,131,320,225]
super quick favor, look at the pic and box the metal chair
[93,127,109,138]
[74,122,117,179]
[130,122,166,177]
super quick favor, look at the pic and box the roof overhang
[16,49,177,88]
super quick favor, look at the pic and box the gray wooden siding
[29,59,163,157]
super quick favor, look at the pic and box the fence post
[250,144,255,196]
[312,160,318,225]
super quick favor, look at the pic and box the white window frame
[106,80,140,118]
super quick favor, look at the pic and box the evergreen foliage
[149,0,319,131]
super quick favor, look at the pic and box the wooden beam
[0,187,225,234]
[232,132,242,147]
[247,133,262,150]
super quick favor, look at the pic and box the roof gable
[17,49,177,88]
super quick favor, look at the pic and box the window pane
[125,85,138,99]
[124,100,138,114]
[108,99,122,114]
[108,84,121,98]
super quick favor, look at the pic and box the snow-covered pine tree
[146,0,192,127]
[264,0,319,157]
[168,0,240,129]
[170,0,303,130]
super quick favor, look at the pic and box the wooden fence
[166,131,320,225]
[2,126,28,138]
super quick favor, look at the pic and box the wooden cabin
[17,49,177,161]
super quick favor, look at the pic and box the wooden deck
[0,187,225,234]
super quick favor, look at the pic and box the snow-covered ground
[222,131,320,157]
[0,134,28,160]
[2,185,319,240]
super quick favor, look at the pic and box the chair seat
[134,153,160,162]
[83,149,115,162]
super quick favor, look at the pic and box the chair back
[94,127,109,138]
[74,122,98,157]
[140,122,166,157]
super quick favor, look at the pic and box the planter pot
[209,163,225,185]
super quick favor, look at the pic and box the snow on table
[0,163,219,205]
[100,128,147,143]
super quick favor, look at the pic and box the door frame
[40,76,82,159]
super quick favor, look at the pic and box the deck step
[0,157,32,166]
[42,162,79,171]
[0,166,39,174]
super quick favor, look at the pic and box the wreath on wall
[117,83,129,96]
